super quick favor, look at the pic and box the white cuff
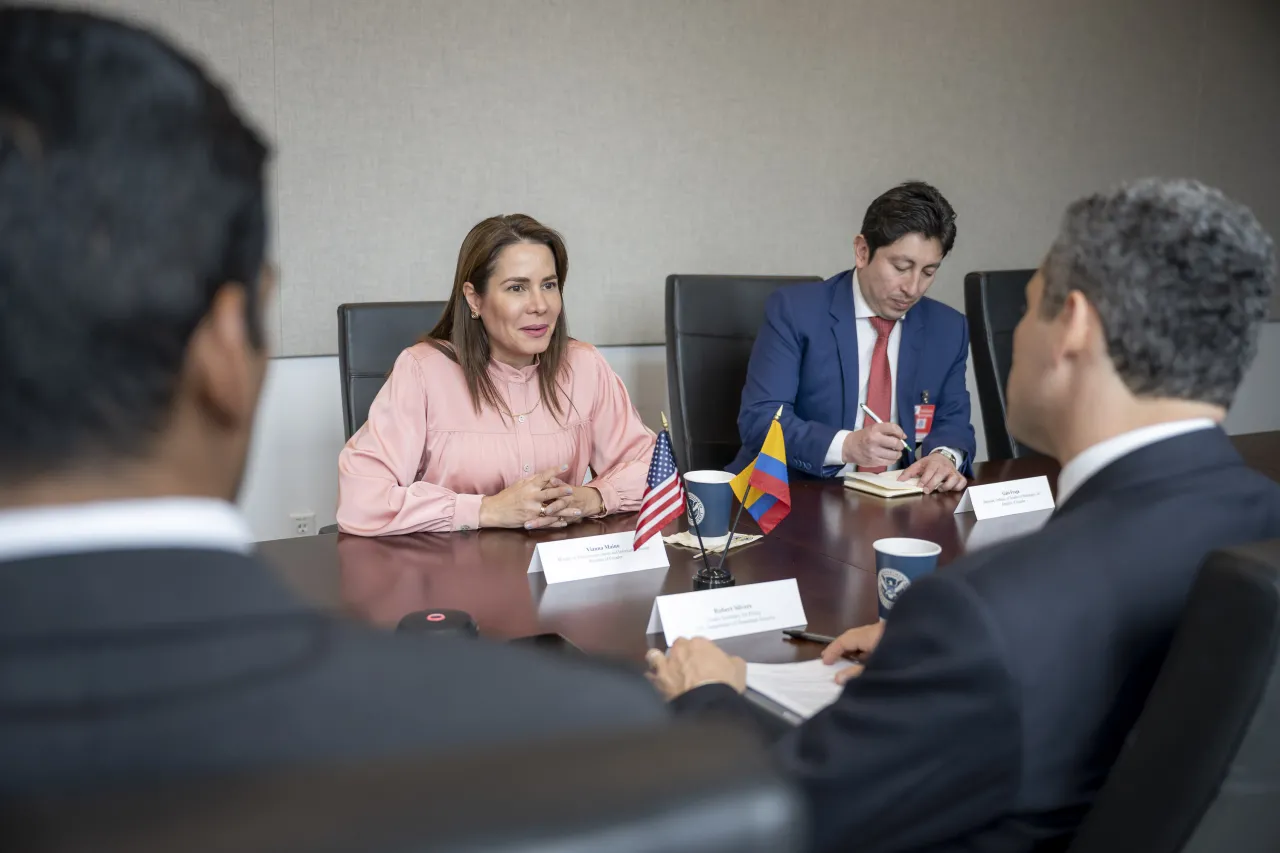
[826,430,852,467]
[931,446,965,468]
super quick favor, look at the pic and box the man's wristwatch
[930,447,960,469]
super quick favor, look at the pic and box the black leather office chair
[963,270,1041,461]
[337,301,447,440]
[325,302,447,535]
[1067,540,1280,853]
[4,723,806,853]
[666,274,820,472]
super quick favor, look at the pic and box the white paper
[645,578,806,646]
[663,530,762,554]
[954,476,1055,520]
[527,531,669,584]
[746,658,856,719]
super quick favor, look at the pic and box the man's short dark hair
[1042,178,1276,408]
[860,181,958,259]
[0,7,270,483]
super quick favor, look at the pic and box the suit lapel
[1052,428,1242,520]
[828,270,861,430]
[895,307,926,447]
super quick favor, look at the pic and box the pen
[783,629,838,645]
[858,403,915,460]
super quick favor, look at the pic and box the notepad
[843,470,924,498]
[745,658,857,719]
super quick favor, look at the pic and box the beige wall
[69,0,1280,355]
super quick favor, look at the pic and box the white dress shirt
[0,497,254,563]
[824,272,964,474]
[1056,419,1217,506]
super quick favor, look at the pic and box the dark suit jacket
[730,271,976,478]
[0,547,665,794]
[678,428,1280,853]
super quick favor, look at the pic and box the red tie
[860,316,897,473]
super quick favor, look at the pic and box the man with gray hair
[649,178,1280,853]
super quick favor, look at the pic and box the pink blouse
[336,340,656,535]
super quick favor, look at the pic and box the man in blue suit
[732,181,975,493]
[652,178,1280,853]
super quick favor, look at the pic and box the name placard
[959,509,1053,552]
[528,531,669,584]
[645,578,806,647]
[954,475,1055,521]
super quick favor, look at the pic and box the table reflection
[336,531,541,638]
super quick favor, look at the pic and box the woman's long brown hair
[425,214,570,420]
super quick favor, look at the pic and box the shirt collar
[489,358,540,384]
[0,498,254,563]
[1056,419,1218,506]
[852,270,903,321]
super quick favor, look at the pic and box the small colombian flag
[730,407,792,535]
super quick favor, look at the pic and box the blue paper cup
[875,538,942,619]
[683,470,734,548]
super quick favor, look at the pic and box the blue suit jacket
[730,270,976,477]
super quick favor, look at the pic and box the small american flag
[634,428,684,550]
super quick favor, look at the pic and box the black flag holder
[691,513,736,590]
[692,493,737,592]
[694,555,737,589]
[701,495,749,588]
[662,413,734,590]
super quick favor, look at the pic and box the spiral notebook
[843,470,924,498]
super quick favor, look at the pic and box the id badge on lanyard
[914,390,936,442]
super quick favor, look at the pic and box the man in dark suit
[0,7,664,794]
[731,182,976,493]
[650,178,1280,852]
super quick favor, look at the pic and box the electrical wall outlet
[290,511,316,537]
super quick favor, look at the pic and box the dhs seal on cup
[873,538,942,619]
[687,493,707,527]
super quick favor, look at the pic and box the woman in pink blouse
[337,214,656,536]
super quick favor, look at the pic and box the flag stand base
[692,569,736,590]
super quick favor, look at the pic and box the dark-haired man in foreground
[0,6,663,793]
[731,181,976,492]
[653,178,1280,852]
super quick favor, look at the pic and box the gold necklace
[510,398,542,419]
[493,353,543,419]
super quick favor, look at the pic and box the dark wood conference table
[259,431,1280,668]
